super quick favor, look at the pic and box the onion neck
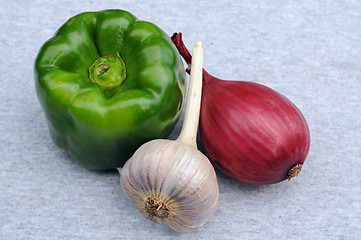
[172,33,214,87]
[171,33,192,65]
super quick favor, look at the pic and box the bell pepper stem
[88,52,126,91]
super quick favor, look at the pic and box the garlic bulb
[120,42,219,232]
[120,139,219,232]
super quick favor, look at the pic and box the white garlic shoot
[120,42,219,232]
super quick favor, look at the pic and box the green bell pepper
[34,9,186,169]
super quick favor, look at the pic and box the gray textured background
[1,1,360,239]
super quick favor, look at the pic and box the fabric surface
[1,1,360,239]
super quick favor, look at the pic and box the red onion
[171,33,310,185]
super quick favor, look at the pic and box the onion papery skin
[200,74,310,185]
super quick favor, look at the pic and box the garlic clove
[120,139,219,232]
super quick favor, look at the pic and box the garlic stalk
[120,42,219,232]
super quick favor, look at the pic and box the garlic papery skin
[120,42,219,232]
[120,139,219,232]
